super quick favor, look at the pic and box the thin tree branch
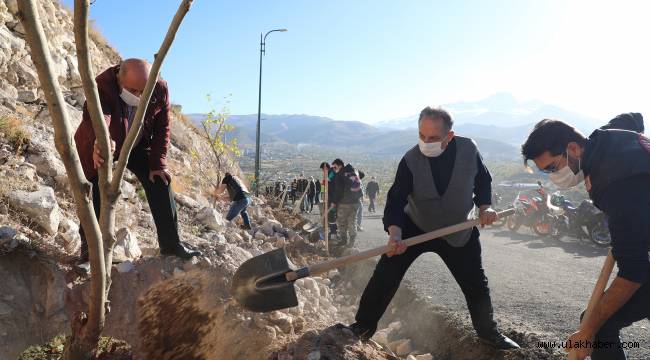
[17,0,107,343]
[111,0,194,193]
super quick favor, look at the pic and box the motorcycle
[507,192,554,236]
[550,194,611,246]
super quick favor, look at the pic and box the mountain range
[186,93,605,160]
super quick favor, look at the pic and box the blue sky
[62,0,650,124]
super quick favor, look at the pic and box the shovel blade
[230,248,298,313]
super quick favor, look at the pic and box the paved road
[352,213,650,359]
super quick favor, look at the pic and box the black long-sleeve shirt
[596,174,650,284]
[383,138,492,232]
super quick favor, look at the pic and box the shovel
[231,208,515,312]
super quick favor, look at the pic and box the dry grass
[0,115,31,152]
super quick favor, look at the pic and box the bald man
[74,59,200,261]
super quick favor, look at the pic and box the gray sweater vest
[404,136,478,247]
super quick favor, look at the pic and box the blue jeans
[226,196,252,228]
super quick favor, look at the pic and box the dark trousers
[582,269,650,360]
[368,195,376,212]
[355,216,499,338]
[80,145,182,258]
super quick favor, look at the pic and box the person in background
[356,170,366,232]
[601,112,644,133]
[365,176,380,213]
[290,178,298,204]
[74,58,200,261]
[213,172,252,230]
[314,175,321,206]
[307,176,317,213]
[320,162,337,241]
[331,159,363,253]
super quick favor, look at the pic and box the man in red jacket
[74,58,200,261]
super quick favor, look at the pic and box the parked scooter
[550,193,611,246]
[507,192,553,236]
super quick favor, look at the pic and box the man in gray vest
[348,107,519,350]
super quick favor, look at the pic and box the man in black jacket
[331,159,362,252]
[522,119,650,360]
[365,177,380,213]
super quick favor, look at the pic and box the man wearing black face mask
[348,107,519,350]
[522,119,650,360]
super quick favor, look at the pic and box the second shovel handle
[287,208,515,281]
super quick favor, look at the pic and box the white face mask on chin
[548,152,584,189]
[120,88,140,107]
[418,139,444,157]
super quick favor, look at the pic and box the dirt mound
[338,258,564,360]
[271,325,399,360]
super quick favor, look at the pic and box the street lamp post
[255,28,287,196]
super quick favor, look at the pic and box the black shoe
[478,333,520,350]
[349,322,376,341]
[161,244,201,259]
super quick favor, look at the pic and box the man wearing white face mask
[349,107,519,350]
[522,119,650,360]
[74,58,200,261]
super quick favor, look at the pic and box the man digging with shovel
[522,119,650,360]
[348,107,520,350]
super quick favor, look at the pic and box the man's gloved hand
[386,225,406,257]
[93,139,116,169]
[479,206,498,227]
[149,169,172,186]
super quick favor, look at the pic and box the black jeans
[355,215,499,338]
[80,145,182,258]
[368,195,376,212]
[581,269,650,360]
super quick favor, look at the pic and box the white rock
[303,278,320,296]
[372,329,391,345]
[307,351,320,360]
[254,232,267,241]
[269,312,293,333]
[115,260,134,273]
[120,180,136,201]
[388,339,412,356]
[407,356,417,360]
[175,192,200,209]
[17,89,37,102]
[56,218,80,254]
[173,267,185,276]
[112,228,142,262]
[8,186,60,235]
[415,354,433,360]
[388,321,402,332]
[27,151,66,181]
[195,207,227,230]
[229,246,252,265]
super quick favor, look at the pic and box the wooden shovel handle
[567,250,615,360]
[286,208,515,281]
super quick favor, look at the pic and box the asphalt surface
[351,212,650,359]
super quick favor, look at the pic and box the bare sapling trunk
[17,0,194,358]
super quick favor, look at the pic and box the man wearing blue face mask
[348,107,519,349]
[522,119,650,360]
